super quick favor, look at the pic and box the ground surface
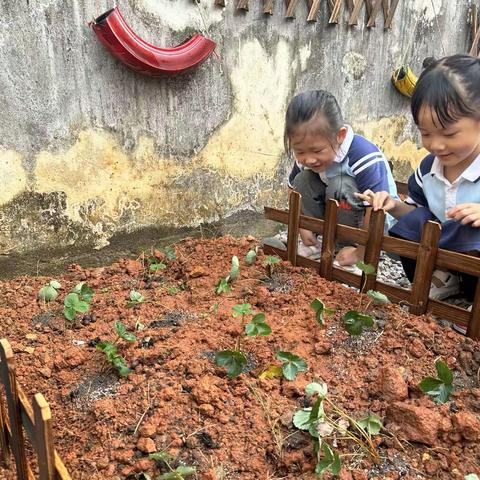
[0,237,479,480]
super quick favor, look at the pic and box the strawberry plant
[149,451,196,479]
[215,303,270,378]
[38,280,61,303]
[63,283,94,321]
[245,247,258,265]
[126,290,145,308]
[263,255,281,278]
[419,359,453,404]
[97,321,137,377]
[341,262,389,335]
[215,255,240,295]
[294,382,381,475]
[310,298,334,326]
[276,351,308,380]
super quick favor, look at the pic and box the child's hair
[284,90,344,155]
[412,54,480,127]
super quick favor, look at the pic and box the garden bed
[0,236,479,480]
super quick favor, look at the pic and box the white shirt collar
[431,153,480,184]
[334,125,354,163]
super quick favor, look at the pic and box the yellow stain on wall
[354,116,428,170]
[198,38,292,178]
[0,149,28,206]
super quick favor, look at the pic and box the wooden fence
[264,191,480,339]
[0,339,71,480]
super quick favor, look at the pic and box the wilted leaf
[259,365,283,380]
[305,382,328,399]
[358,413,383,435]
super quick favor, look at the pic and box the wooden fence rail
[0,339,72,480]
[264,191,480,339]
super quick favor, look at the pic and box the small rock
[314,338,332,354]
[452,412,480,441]
[386,402,443,445]
[136,437,156,454]
[378,366,408,402]
[189,266,207,278]
[25,334,38,341]
[24,347,35,354]
[407,338,427,358]
[199,403,215,416]
[138,424,156,437]
[125,259,143,276]
[39,367,52,378]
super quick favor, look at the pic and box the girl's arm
[447,203,480,227]
[355,190,416,220]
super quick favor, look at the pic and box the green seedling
[38,280,61,303]
[465,475,480,480]
[126,290,146,308]
[167,287,180,295]
[149,451,196,479]
[96,321,137,377]
[310,299,334,326]
[419,359,454,404]
[215,255,240,294]
[215,303,270,378]
[276,351,308,380]
[245,247,258,265]
[149,261,166,272]
[63,282,94,321]
[341,262,389,336]
[164,245,177,261]
[263,255,281,278]
[294,382,381,475]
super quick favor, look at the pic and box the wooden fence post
[33,394,55,480]
[287,191,301,266]
[237,0,249,10]
[348,0,364,24]
[319,199,339,280]
[328,0,343,23]
[285,0,301,17]
[263,0,275,14]
[0,391,9,467]
[467,279,480,339]
[361,209,385,292]
[384,0,400,28]
[307,0,322,21]
[0,339,29,480]
[409,222,441,315]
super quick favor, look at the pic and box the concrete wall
[0,0,473,254]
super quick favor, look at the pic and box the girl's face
[418,106,480,170]
[290,118,346,173]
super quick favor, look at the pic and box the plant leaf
[229,256,240,281]
[174,466,196,476]
[214,350,247,378]
[293,409,311,430]
[49,280,61,289]
[310,298,330,326]
[149,262,166,272]
[232,303,252,317]
[419,377,444,392]
[367,290,390,304]
[276,351,308,381]
[38,285,58,302]
[245,249,257,265]
[245,321,271,336]
[251,313,266,323]
[215,278,231,295]
[435,360,453,386]
[263,255,281,266]
[356,261,376,275]
[63,306,76,321]
[259,365,283,380]
[419,376,452,404]
[75,300,89,313]
[149,451,174,464]
[115,321,137,342]
[342,310,374,335]
[465,475,480,480]
[129,290,145,303]
[358,413,383,435]
[305,382,328,399]
[64,293,79,308]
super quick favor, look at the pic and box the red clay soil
[0,236,479,480]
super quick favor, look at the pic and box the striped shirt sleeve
[287,160,302,188]
[349,152,391,193]
[405,154,434,207]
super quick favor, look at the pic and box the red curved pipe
[91,7,216,76]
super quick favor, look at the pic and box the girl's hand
[354,190,397,212]
[447,203,480,227]
[299,228,318,246]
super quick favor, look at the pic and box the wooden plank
[327,0,335,10]
[263,0,275,14]
[285,0,301,17]
[362,209,385,292]
[307,0,322,21]
[472,4,478,43]
[33,394,55,480]
[287,191,301,266]
[365,0,372,17]
[470,25,480,57]
[319,200,339,280]
[382,0,389,18]
[349,0,365,25]
[328,0,343,23]
[409,222,441,316]
[237,0,249,10]
[367,0,383,27]
[384,0,399,28]
[346,0,355,13]
[0,390,9,467]
[0,340,29,480]
[467,279,480,338]
[214,0,226,6]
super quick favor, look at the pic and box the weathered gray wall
[0,0,474,255]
